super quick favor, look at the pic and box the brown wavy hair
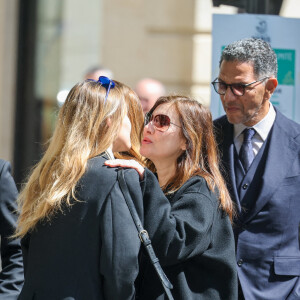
[145,95,234,221]
[15,79,131,238]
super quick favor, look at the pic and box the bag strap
[117,169,174,300]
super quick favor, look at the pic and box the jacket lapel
[220,122,242,213]
[242,113,299,224]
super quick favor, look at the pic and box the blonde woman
[15,77,144,300]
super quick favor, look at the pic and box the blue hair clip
[97,76,115,103]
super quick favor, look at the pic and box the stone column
[0,0,18,162]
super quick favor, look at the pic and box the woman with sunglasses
[106,95,238,300]
[14,77,145,300]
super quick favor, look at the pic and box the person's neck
[153,160,177,188]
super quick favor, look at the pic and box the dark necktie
[239,128,256,171]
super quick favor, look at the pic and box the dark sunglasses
[211,76,269,96]
[88,76,115,103]
[144,113,181,132]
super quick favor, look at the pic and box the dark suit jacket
[0,159,23,299]
[214,109,300,300]
[18,155,143,300]
[137,169,237,300]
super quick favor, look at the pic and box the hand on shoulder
[105,159,145,180]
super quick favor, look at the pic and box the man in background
[84,65,114,81]
[135,78,165,114]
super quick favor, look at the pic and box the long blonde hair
[146,96,234,221]
[114,84,144,164]
[15,79,128,238]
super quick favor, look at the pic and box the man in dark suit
[0,159,23,299]
[213,38,300,300]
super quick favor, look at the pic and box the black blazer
[137,169,237,300]
[19,155,143,300]
[0,159,24,300]
[214,109,300,300]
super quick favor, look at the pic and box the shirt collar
[234,103,276,141]
[105,148,115,160]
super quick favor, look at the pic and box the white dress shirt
[234,103,276,157]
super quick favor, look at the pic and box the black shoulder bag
[117,169,174,300]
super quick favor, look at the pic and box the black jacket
[19,155,143,300]
[0,159,24,299]
[137,169,237,300]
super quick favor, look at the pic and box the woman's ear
[180,139,187,151]
[106,117,111,127]
[264,77,278,100]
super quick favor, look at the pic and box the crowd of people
[0,38,299,300]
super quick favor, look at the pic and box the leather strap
[117,169,174,300]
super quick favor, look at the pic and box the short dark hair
[219,38,278,78]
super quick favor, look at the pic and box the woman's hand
[105,159,145,180]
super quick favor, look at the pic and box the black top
[137,169,237,300]
[0,159,24,299]
[19,155,143,300]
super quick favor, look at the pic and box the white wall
[0,0,18,162]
